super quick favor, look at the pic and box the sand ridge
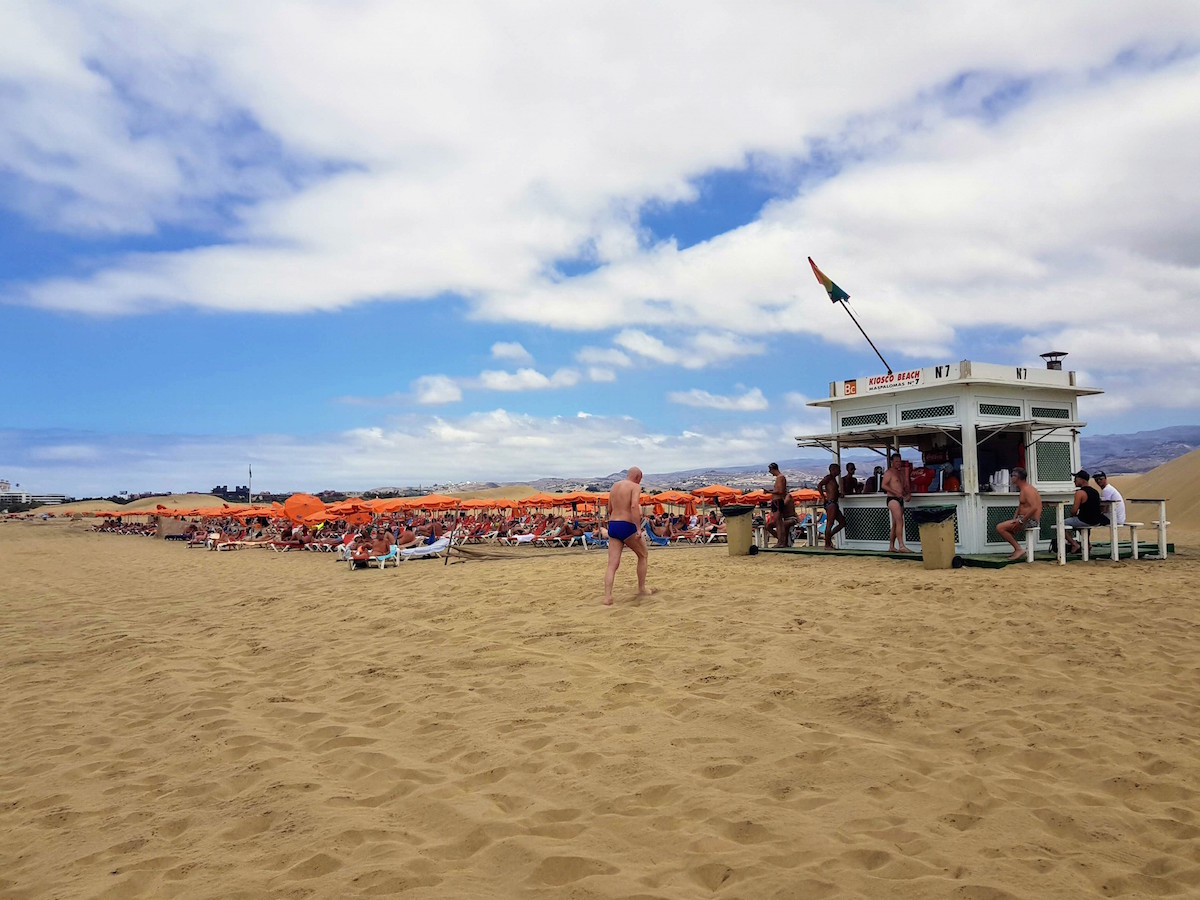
[2,520,1200,898]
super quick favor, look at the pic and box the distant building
[0,488,71,506]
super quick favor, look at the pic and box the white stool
[1123,499,1169,559]
[1153,519,1171,559]
[1072,526,1093,561]
[1025,529,1037,563]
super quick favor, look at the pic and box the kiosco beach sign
[866,369,921,392]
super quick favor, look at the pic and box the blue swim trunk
[609,520,638,542]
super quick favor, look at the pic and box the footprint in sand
[529,855,618,886]
[698,763,742,779]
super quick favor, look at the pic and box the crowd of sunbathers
[92,510,732,554]
[92,519,157,536]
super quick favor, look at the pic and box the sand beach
[2,502,1200,898]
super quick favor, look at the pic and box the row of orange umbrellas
[90,484,806,523]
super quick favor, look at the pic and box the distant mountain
[1081,426,1200,474]
[358,426,1199,496]
[520,427,1200,491]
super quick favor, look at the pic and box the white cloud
[576,346,633,367]
[412,374,462,405]
[477,367,580,391]
[2,411,791,496]
[614,329,762,369]
[668,387,769,411]
[784,391,819,408]
[491,341,533,364]
[3,2,1200,419]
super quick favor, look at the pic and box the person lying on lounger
[394,526,420,550]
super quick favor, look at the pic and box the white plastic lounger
[401,537,451,559]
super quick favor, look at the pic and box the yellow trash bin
[913,506,957,570]
[723,504,756,557]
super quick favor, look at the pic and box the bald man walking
[604,467,655,605]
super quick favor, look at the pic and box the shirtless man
[996,466,1042,560]
[393,524,419,550]
[841,462,861,496]
[882,455,913,553]
[350,528,379,564]
[817,463,847,549]
[603,467,654,605]
[767,462,790,548]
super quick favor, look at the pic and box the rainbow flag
[808,257,850,303]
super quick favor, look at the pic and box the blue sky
[3,2,1200,496]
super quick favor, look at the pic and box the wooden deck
[760,541,1174,568]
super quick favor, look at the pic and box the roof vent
[1040,351,1067,371]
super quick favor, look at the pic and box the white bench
[1128,498,1170,559]
[1050,498,1161,564]
[1101,501,1145,560]
[1051,503,1105,563]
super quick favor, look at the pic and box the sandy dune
[450,485,537,501]
[1109,448,1200,532]
[51,495,235,515]
[2,516,1199,899]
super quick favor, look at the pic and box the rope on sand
[446,544,586,562]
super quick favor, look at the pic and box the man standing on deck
[817,463,847,550]
[603,467,654,606]
[767,462,791,548]
[882,455,913,553]
[841,462,861,496]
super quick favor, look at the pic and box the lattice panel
[844,506,890,541]
[979,402,1021,416]
[1035,441,1074,482]
[844,506,959,543]
[985,505,1055,543]
[1032,406,1070,419]
[900,404,954,421]
[841,412,888,427]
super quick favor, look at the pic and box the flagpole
[808,256,893,375]
[837,301,892,375]
[248,464,252,505]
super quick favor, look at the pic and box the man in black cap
[1064,469,1106,554]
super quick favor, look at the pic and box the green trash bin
[722,504,756,557]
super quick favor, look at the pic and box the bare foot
[602,597,613,606]
[637,587,658,596]
[1007,550,1027,561]
[897,546,914,554]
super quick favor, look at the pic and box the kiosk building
[796,357,1099,555]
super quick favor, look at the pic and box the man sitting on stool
[1094,471,1124,526]
[996,466,1042,561]
[1064,469,1108,555]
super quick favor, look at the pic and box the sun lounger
[401,536,451,559]
[368,544,400,569]
[642,520,671,547]
[583,531,608,550]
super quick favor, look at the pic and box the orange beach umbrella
[691,484,742,501]
[740,490,773,505]
[283,493,325,524]
[650,490,693,505]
